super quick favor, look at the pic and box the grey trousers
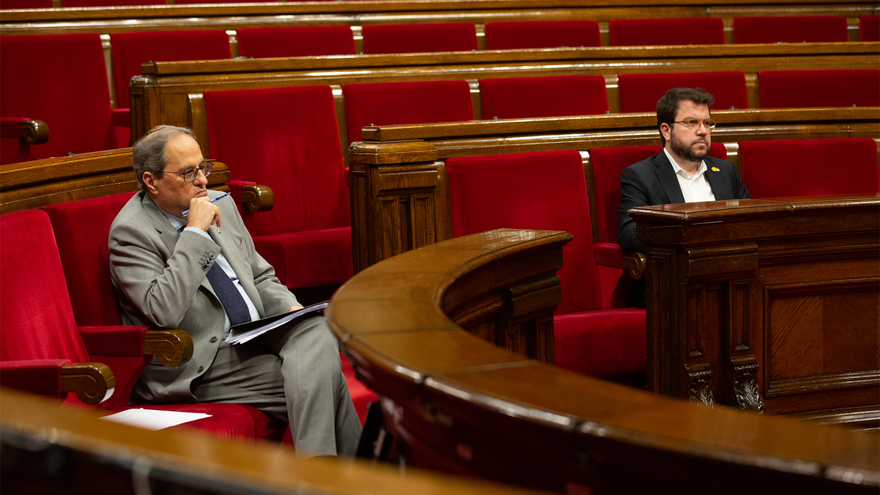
[191,315,362,457]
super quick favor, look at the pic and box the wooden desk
[629,195,880,425]
[328,228,879,493]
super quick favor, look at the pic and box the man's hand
[185,196,222,232]
[290,305,304,312]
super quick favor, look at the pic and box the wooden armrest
[238,184,274,213]
[623,252,646,280]
[60,362,115,405]
[0,118,49,144]
[143,329,194,367]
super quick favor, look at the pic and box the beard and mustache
[669,127,709,163]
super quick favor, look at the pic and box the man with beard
[617,87,750,306]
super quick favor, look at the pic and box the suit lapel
[652,152,686,204]
[703,157,731,200]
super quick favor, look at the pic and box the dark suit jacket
[617,152,750,253]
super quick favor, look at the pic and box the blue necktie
[205,262,252,326]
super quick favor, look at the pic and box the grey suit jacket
[109,190,298,403]
[617,152,750,253]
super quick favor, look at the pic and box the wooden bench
[129,42,879,163]
[327,227,880,493]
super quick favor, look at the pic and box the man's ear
[660,123,672,143]
[143,172,159,195]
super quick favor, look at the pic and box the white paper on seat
[99,408,212,431]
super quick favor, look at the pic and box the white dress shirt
[664,148,716,203]
[162,211,261,336]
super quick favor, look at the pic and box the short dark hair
[656,88,715,146]
[132,125,196,191]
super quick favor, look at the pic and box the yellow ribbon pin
[711,167,720,172]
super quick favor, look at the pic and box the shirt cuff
[184,226,212,241]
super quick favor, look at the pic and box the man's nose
[194,168,209,185]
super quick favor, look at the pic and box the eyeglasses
[176,162,212,183]
[672,119,716,131]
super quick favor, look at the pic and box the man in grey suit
[618,88,750,305]
[109,125,361,457]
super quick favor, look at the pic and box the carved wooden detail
[143,329,194,367]
[60,362,115,405]
[732,359,765,413]
[686,363,716,407]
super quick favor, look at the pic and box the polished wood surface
[327,228,879,493]
[628,194,880,425]
[128,42,879,168]
[346,107,880,272]
[0,148,231,214]
[0,388,550,495]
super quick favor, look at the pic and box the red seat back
[237,26,356,58]
[446,150,602,314]
[739,138,880,198]
[110,30,231,111]
[342,80,474,144]
[362,23,478,54]
[591,143,728,244]
[0,34,117,161]
[734,16,848,43]
[609,17,725,46]
[618,71,749,113]
[0,0,52,8]
[204,85,350,237]
[861,15,880,41]
[484,20,601,50]
[44,192,137,327]
[758,70,880,109]
[0,209,90,363]
[479,75,608,119]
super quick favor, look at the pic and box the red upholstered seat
[861,15,880,41]
[758,70,880,108]
[1,208,284,440]
[0,34,123,164]
[618,71,749,113]
[362,23,478,54]
[0,0,52,8]
[204,85,352,290]
[175,0,277,3]
[109,30,231,145]
[590,144,728,245]
[237,26,356,58]
[446,150,646,377]
[738,138,880,198]
[733,16,848,44]
[609,17,725,46]
[62,0,163,6]
[479,75,608,119]
[341,80,474,144]
[484,20,601,50]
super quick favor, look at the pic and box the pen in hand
[182,192,229,217]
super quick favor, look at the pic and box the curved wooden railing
[327,228,879,494]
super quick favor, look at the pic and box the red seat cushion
[609,17,725,46]
[253,226,353,289]
[111,30,231,111]
[342,80,474,144]
[758,70,880,109]
[111,402,284,440]
[237,26,356,58]
[479,75,608,119]
[619,71,749,113]
[554,309,647,377]
[861,15,880,41]
[362,23,478,54]
[484,20,601,50]
[734,16,848,44]
[739,138,880,198]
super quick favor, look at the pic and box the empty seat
[237,26,356,58]
[479,75,608,119]
[0,34,123,164]
[609,17,725,46]
[109,30,231,139]
[484,20,601,50]
[446,150,646,377]
[759,69,880,108]
[204,85,353,291]
[341,80,474,145]
[861,15,880,41]
[362,23,478,54]
[734,16,848,44]
[739,138,879,198]
[590,143,729,245]
[618,71,748,113]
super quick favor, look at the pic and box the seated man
[618,87,750,306]
[109,125,361,457]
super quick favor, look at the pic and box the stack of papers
[226,301,328,345]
